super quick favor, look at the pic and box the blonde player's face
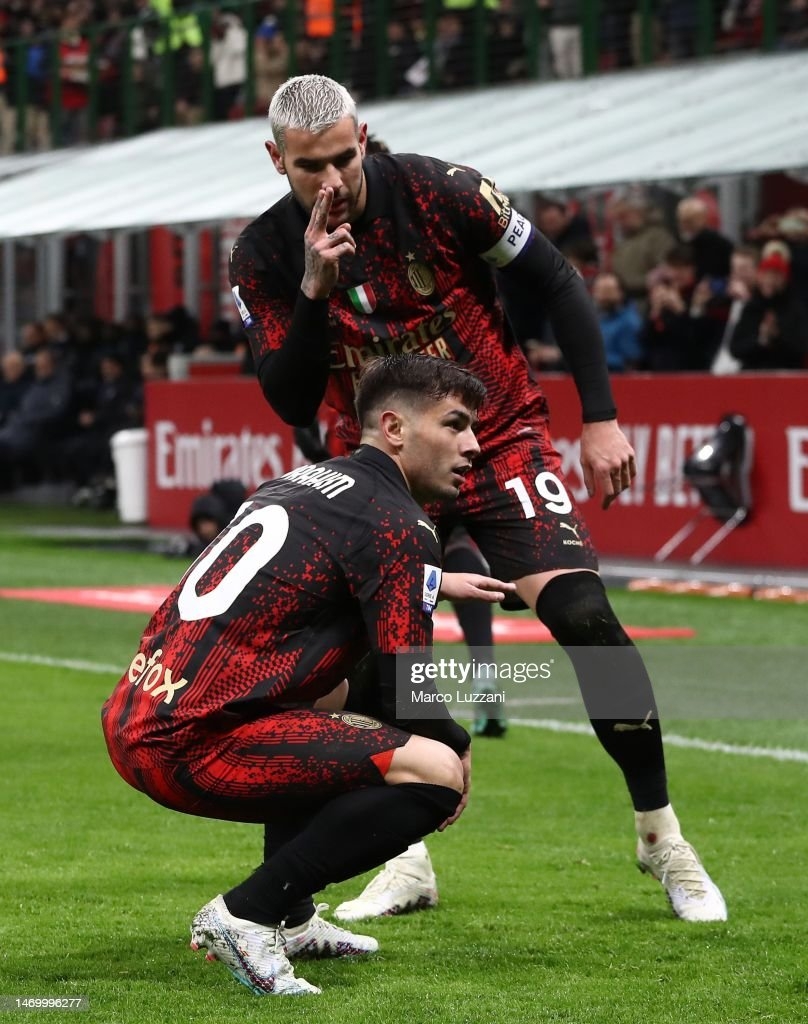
[267,118,368,230]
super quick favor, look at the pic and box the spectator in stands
[676,196,734,280]
[433,11,473,91]
[211,7,247,121]
[385,19,423,95]
[659,0,699,61]
[139,346,169,382]
[728,248,808,370]
[719,0,763,51]
[96,3,131,140]
[0,346,72,491]
[539,0,582,78]
[0,350,32,427]
[175,45,205,126]
[599,0,634,70]
[62,350,142,502]
[42,311,75,361]
[779,0,808,49]
[487,0,527,85]
[0,29,15,155]
[591,272,644,372]
[19,320,48,359]
[749,207,808,313]
[253,15,289,114]
[642,244,727,370]
[534,196,595,255]
[57,5,90,146]
[17,16,52,151]
[610,195,676,312]
[711,244,759,375]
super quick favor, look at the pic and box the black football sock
[536,572,669,811]
[262,815,316,928]
[223,783,459,926]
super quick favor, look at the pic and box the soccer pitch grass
[1,518,807,1023]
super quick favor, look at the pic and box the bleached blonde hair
[269,75,357,152]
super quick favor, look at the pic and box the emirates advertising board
[146,374,808,568]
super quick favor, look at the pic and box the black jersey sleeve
[229,232,331,425]
[420,158,617,422]
[501,233,617,422]
[343,515,470,755]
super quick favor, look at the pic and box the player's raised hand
[580,419,636,510]
[301,186,356,300]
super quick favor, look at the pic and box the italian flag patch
[347,283,377,314]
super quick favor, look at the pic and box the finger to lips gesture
[302,186,356,300]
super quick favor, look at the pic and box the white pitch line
[0,650,121,675]
[512,717,808,764]
[2,651,806,765]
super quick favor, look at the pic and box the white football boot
[283,904,378,959]
[334,842,439,922]
[190,895,320,995]
[637,835,728,922]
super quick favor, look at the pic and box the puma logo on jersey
[560,522,583,546]
[417,519,439,543]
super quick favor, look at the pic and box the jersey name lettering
[283,463,356,499]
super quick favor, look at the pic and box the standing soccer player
[102,355,504,996]
[228,74,728,925]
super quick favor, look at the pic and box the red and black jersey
[102,445,442,754]
[230,153,563,454]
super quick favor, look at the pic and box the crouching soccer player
[102,355,513,996]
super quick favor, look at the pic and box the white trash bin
[110,428,148,523]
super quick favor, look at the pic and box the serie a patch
[422,564,442,614]
[231,284,254,328]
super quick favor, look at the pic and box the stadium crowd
[1,0,808,152]
[1,192,806,503]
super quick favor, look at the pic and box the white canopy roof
[0,52,806,239]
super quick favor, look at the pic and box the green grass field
[1,508,806,1023]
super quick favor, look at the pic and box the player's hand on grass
[580,419,637,510]
[439,572,516,603]
[438,748,471,831]
[301,186,356,299]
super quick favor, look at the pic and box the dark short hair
[355,354,486,427]
[665,243,696,268]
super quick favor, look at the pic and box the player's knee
[536,570,630,647]
[387,736,464,792]
[426,744,464,792]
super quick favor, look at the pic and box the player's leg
[443,527,505,738]
[334,660,441,922]
[464,438,726,922]
[517,568,726,922]
[186,712,463,993]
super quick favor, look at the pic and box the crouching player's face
[398,395,480,503]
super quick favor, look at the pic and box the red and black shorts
[111,710,411,824]
[431,435,598,582]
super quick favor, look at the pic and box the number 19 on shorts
[504,472,572,517]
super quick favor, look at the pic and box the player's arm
[229,226,336,426]
[502,235,636,506]
[439,161,635,506]
[348,522,470,755]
